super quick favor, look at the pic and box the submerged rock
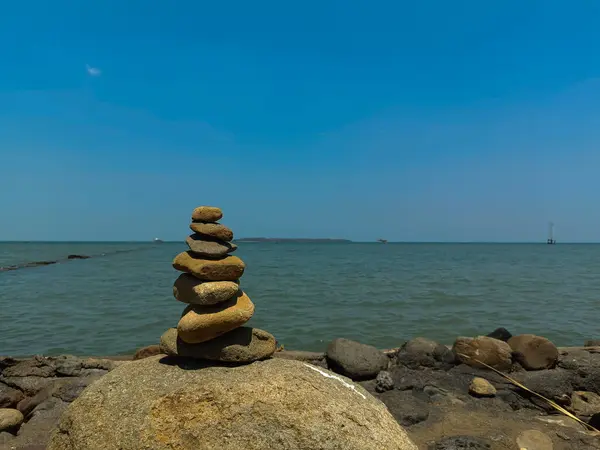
[47,356,418,450]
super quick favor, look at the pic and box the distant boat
[547,222,556,245]
[153,238,164,243]
[377,239,388,244]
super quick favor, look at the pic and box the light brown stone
[173,274,239,306]
[508,334,558,370]
[160,327,277,363]
[468,377,496,397]
[186,234,237,258]
[172,252,245,281]
[189,222,233,242]
[177,291,254,343]
[516,429,553,450]
[47,357,418,450]
[191,206,223,222]
[570,391,600,416]
[452,336,512,371]
[0,408,24,432]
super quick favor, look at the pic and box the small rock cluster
[159,206,277,363]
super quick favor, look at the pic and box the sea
[1,242,599,357]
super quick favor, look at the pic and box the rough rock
[272,351,327,369]
[17,388,51,417]
[47,356,418,450]
[52,356,83,376]
[376,370,395,393]
[173,274,239,306]
[11,397,69,449]
[513,368,575,403]
[0,377,53,397]
[452,336,513,371]
[377,390,430,427]
[177,291,255,344]
[508,334,559,370]
[191,206,223,222]
[469,377,497,397]
[486,327,513,342]
[189,222,234,242]
[186,234,237,258]
[160,327,277,363]
[2,358,55,378]
[571,391,600,417]
[172,252,245,281]
[326,338,389,381]
[428,435,492,449]
[0,384,24,408]
[133,345,163,360]
[516,429,554,450]
[585,340,600,347]
[0,408,23,432]
[396,337,456,369]
[52,376,104,403]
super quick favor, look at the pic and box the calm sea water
[1,242,599,356]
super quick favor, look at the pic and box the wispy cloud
[86,64,101,77]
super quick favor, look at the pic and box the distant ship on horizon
[377,238,388,244]
[547,222,556,245]
[153,238,164,243]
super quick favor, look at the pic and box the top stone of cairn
[191,206,223,222]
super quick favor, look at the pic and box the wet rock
[375,371,395,393]
[133,345,163,361]
[571,391,600,416]
[0,408,24,432]
[508,334,559,370]
[396,337,456,370]
[428,435,491,449]
[0,383,24,408]
[516,429,553,450]
[377,389,430,427]
[469,377,496,397]
[326,338,389,381]
[486,327,512,342]
[67,254,90,259]
[452,336,513,371]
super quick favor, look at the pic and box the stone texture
[516,429,554,450]
[0,376,53,396]
[133,345,163,361]
[177,291,255,344]
[396,337,456,369]
[469,377,497,397]
[172,252,245,281]
[47,356,418,450]
[0,408,24,432]
[0,384,24,408]
[428,436,492,449]
[160,327,277,363]
[508,334,559,370]
[272,351,327,369]
[452,336,513,371]
[173,274,239,306]
[186,234,237,258]
[570,391,600,417]
[191,206,223,222]
[375,370,395,393]
[486,327,513,342]
[189,222,234,242]
[326,338,389,381]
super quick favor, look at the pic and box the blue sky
[1,1,600,242]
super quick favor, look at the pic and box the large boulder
[452,336,513,371]
[326,338,389,381]
[507,334,558,370]
[47,356,418,450]
[396,337,456,369]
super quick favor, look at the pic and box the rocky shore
[2,330,600,449]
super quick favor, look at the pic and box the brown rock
[516,429,553,450]
[0,408,24,432]
[177,291,255,343]
[508,334,558,370]
[191,206,223,222]
[468,377,496,397]
[48,357,417,450]
[570,391,600,416]
[172,252,245,281]
[133,345,163,361]
[452,336,513,371]
[0,384,24,409]
[160,327,277,363]
[173,274,239,306]
[186,234,237,258]
[189,222,233,242]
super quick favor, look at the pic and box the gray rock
[48,356,418,450]
[53,355,83,376]
[273,350,327,369]
[428,435,491,449]
[375,371,395,393]
[396,337,456,370]
[186,234,237,258]
[11,397,68,449]
[377,390,430,427]
[0,383,24,408]
[326,338,389,381]
[52,376,103,403]
[0,377,53,396]
[17,388,51,417]
[2,358,55,378]
[513,368,575,402]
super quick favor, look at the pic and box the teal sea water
[1,242,598,356]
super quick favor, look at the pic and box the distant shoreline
[233,238,352,243]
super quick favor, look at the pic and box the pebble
[0,408,24,432]
[469,377,497,397]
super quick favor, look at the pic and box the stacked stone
[159,206,277,363]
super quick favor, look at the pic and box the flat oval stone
[189,222,233,242]
[0,408,24,432]
[177,291,255,344]
[186,234,237,258]
[160,327,277,363]
[172,252,245,281]
[191,206,223,222]
[173,274,239,306]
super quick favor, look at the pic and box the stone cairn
[159,206,277,363]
